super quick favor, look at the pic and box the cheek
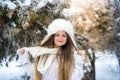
[54,37,58,44]
[64,38,67,42]
[54,37,57,42]
[63,38,67,43]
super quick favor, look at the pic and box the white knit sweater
[42,51,84,80]
[17,47,84,80]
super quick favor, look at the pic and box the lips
[58,41,63,43]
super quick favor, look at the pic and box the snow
[24,0,31,6]
[117,33,120,36]
[0,62,34,80]
[0,0,31,9]
[0,51,120,80]
[37,0,48,8]
[0,52,34,80]
[0,0,16,9]
[0,0,65,10]
[95,51,120,80]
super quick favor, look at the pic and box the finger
[77,50,82,55]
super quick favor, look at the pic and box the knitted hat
[41,18,77,48]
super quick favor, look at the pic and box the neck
[54,45,60,48]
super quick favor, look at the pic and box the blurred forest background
[0,0,120,80]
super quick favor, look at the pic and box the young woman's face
[54,30,67,47]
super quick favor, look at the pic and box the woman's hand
[17,48,26,55]
[77,50,83,56]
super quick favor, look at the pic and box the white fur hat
[41,18,77,48]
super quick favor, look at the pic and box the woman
[17,18,84,80]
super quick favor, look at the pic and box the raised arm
[17,47,58,58]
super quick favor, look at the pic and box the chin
[56,44,64,47]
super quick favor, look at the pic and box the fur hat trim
[41,18,77,48]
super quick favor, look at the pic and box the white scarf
[26,47,58,74]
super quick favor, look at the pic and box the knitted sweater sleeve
[17,47,57,58]
[72,51,84,80]
[26,47,58,58]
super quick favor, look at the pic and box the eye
[55,34,60,37]
[62,34,67,37]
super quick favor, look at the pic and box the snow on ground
[0,61,34,80]
[0,53,34,80]
[95,51,120,80]
[0,51,120,80]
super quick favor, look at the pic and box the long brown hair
[34,32,77,80]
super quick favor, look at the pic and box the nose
[59,36,63,40]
